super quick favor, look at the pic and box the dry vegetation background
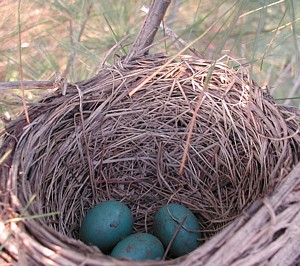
[0,0,299,127]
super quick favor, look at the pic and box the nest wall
[1,54,299,265]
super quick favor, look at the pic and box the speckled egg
[111,233,165,261]
[79,200,133,253]
[153,203,201,257]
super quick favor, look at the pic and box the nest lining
[1,53,299,264]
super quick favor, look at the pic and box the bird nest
[1,53,300,265]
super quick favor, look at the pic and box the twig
[63,1,94,78]
[162,212,189,260]
[125,0,171,62]
[277,104,300,116]
[179,83,206,176]
[0,81,54,90]
[98,35,130,70]
[141,5,202,58]
[17,0,30,124]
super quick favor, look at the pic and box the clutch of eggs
[79,200,202,260]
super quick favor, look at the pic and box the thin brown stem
[0,81,53,90]
[17,0,30,123]
[63,1,94,78]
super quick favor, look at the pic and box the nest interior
[1,53,300,264]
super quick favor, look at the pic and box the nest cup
[1,54,300,265]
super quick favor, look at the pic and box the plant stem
[125,0,171,62]
[0,81,53,90]
[17,0,30,123]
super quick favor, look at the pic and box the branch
[0,81,53,90]
[125,0,171,62]
[141,5,202,58]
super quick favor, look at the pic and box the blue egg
[153,203,201,257]
[79,200,133,253]
[111,233,165,261]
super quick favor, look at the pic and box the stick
[125,0,171,62]
[17,0,30,123]
[141,5,202,58]
[0,81,54,90]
